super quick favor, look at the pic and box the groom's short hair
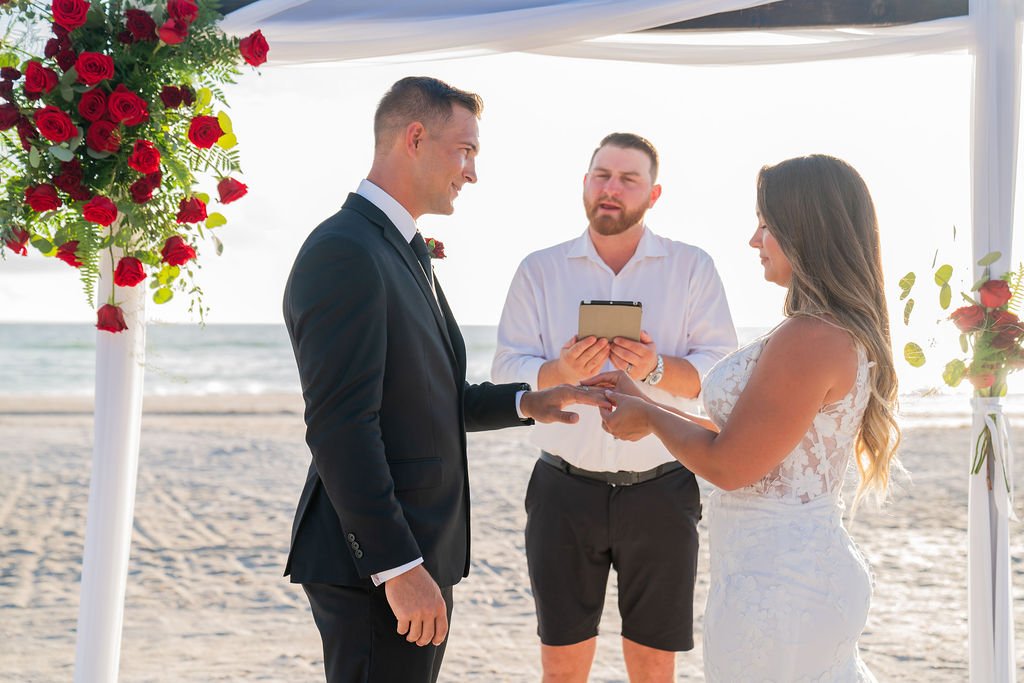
[590,133,660,182]
[374,77,484,149]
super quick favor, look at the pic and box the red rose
[158,18,188,45]
[56,49,78,72]
[127,139,160,174]
[17,119,37,151]
[77,88,106,122]
[159,85,182,109]
[979,279,1012,308]
[86,120,120,152]
[4,227,29,256]
[425,237,445,259]
[167,0,198,24]
[990,309,1023,349]
[180,85,195,106]
[176,196,207,223]
[125,9,157,41]
[0,103,18,130]
[24,61,58,96]
[239,30,269,67]
[950,305,986,333]
[969,370,996,390]
[187,115,222,149]
[107,85,148,126]
[96,304,128,333]
[67,185,92,201]
[117,30,134,44]
[45,38,61,58]
[161,235,196,266]
[33,105,76,143]
[0,81,13,101]
[25,184,61,212]
[217,177,247,204]
[82,195,118,226]
[53,157,84,193]
[56,240,82,267]
[52,0,90,31]
[114,256,146,287]
[129,171,161,204]
[75,52,114,86]
[1,67,21,80]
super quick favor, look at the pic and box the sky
[1,47,1018,379]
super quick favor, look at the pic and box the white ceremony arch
[73,2,1020,681]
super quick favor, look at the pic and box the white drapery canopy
[75,2,1022,682]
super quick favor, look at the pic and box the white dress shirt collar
[566,225,668,266]
[356,179,417,243]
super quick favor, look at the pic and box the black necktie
[410,232,433,284]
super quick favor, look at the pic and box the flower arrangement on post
[900,250,1022,489]
[0,0,268,331]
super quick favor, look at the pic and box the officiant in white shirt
[492,133,736,682]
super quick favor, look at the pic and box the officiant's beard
[585,199,648,236]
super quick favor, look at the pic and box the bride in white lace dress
[583,155,901,682]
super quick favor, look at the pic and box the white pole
[969,1,1020,681]
[72,244,147,683]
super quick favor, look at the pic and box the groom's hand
[519,384,612,424]
[384,565,448,647]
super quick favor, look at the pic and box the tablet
[578,300,642,342]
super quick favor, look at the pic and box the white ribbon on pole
[73,243,147,683]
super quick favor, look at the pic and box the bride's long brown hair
[757,154,901,503]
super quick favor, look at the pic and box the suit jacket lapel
[435,279,467,382]
[342,194,457,366]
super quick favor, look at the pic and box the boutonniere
[425,237,446,259]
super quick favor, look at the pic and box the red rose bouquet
[901,250,1023,485]
[0,0,268,331]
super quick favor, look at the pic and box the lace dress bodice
[701,332,871,503]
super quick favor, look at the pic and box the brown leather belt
[539,451,683,487]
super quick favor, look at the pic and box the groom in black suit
[282,77,604,683]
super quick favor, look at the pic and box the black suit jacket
[282,193,528,588]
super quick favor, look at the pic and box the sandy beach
[2,393,1023,682]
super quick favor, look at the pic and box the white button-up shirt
[492,226,737,472]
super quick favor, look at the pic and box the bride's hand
[581,370,647,401]
[599,391,655,441]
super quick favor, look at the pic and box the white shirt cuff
[515,389,528,419]
[370,557,424,586]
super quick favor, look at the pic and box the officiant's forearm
[653,356,701,399]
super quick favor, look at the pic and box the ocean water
[0,322,1018,428]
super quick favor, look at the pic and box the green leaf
[156,265,180,286]
[86,148,112,160]
[960,333,969,353]
[904,342,926,368]
[898,272,915,299]
[29,146,40,168]
[49,145,74,162]
[216,132,237,150]
[153,287,174,304]
[205,212,227,228]
[903,299,914,325]
[939,283,952,309]
[211,233,223,256]
[943,359,967,387]
[30,237,54,255]
[217,111,233,134]
[195,192,210,204]
[934,264,953,286]
[0,53,19,68]
[59,85,73,102]
[197,87,213,107]
[972,276,988,291]
[978,251,1002,267]
[931,249,938,269]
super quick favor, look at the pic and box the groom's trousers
[303,582,454,683]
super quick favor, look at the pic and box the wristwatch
[643,354,664,386]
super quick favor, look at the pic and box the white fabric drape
[220,0,974,66]
[969,2,1022,681]
[73,245,147,683]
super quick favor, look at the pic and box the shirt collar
[356,179,418,243]
[567,225,667,262]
